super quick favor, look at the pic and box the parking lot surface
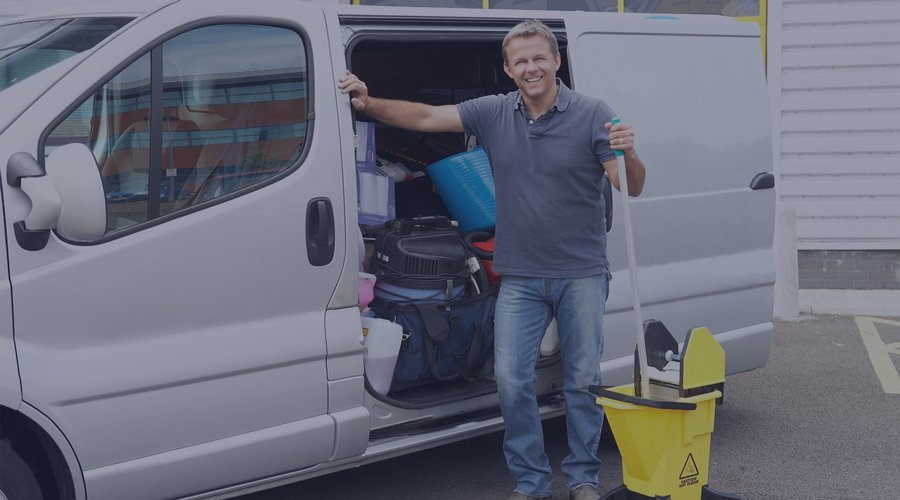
[239,314,900,500]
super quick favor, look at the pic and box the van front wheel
[0,439,43,500]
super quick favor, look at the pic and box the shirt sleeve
[457,94,503,145]
[592,100,617,164]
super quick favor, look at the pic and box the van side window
[45,24,310,236]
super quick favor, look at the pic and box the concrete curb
[798,289,900,318]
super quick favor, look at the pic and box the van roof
[338,4,759,37]
[334,4,759,38]
[3,0,759,38]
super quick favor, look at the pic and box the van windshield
[0,17,132,92]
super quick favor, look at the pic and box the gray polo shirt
[457,80,616,279]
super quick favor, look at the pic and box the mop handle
[611,117,650,398]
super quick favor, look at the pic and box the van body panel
[325,307,365,381]
[0,334,18,408]
[1,0,344,490]
[0,191,17,406]
[328,377,366,413]
[565,14,775,369]
[325,307,364,382]
[329,406,370,461]
[81,414,334,500]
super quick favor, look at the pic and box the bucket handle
[589,385,697,411]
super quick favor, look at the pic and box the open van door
[0,1,356,498]
[563,14,775,380]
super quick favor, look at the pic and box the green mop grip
[611,117,624,157]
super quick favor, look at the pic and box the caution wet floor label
[678,453,700,488]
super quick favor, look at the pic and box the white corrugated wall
[768,0,900,250]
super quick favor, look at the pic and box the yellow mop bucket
[595,385,721,500]
[590,325,737,500]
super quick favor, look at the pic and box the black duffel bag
[370,286,498,391]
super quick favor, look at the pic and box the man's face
[503,35,561,102]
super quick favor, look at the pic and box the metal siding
[772,0,900,250]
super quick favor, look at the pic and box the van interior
[352,39,570,220]
[350,36,571,408]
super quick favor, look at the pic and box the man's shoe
[506,492,552,500]
[568,484,601,500]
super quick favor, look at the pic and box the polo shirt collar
[514,78,571,112]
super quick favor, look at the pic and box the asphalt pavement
[240,314,900,500]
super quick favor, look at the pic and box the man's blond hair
[502,19,559,63]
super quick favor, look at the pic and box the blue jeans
[494,274,609,497]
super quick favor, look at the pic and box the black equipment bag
[369,216,470,290]
[370,286,499,390]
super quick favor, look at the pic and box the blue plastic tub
[426,147,495,233]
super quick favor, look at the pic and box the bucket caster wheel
[598,485,652,500]
[599,484,741,500]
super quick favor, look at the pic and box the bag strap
[415,303,460,381]
[414,303,449,342]
[423,334,460,381]
[452,289,498,381]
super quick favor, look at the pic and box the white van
[0,1,775,499]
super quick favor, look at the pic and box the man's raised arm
[338,70,464,133]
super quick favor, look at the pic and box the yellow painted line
[483,0,489,9]
[618,0,624,13]
[855,316,900,394]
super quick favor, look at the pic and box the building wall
[769,0,900,251]
[768,0,900,290]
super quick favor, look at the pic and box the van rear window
[0,17,132,92]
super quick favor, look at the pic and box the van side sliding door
[0,1,349,498]
[564,14,775,380]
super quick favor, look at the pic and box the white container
[361,316,403,395]
[540,319,560,357]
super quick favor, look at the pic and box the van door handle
[750,172,774,190]
[306,198,335,266]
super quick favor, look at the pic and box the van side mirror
[6,144,106,250]
[47,143,107,241]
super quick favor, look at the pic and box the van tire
[0,439,43,500]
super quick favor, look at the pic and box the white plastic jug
[361,316,403,395]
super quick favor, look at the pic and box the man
[339,19,646,500]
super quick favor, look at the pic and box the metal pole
[611,117,650,398]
